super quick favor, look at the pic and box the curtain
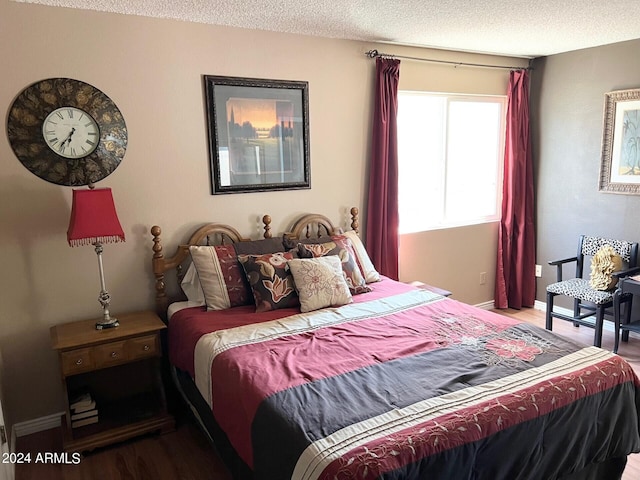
[495,69,536,309]
[365,57,401,280]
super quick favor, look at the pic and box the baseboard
[476,300,574,316]
[474,301,495,310]
[534,299,553,313]
[13,412,63,438]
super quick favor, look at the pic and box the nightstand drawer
[93,340,127,368]
[61,348,94,375]
[126,334,159,361]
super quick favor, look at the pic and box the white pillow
[288,256,353,313]
[342,230,380,283]
[180,263,205,305]
[189,246,231,310]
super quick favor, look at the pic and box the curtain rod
[365,49,532,71]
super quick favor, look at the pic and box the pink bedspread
[168,278,640,480]
[169,276,417,376]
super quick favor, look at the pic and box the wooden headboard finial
[350,207,359,234]
[262,215,272,238]
[151,225,162,258]
[151,225,169,320]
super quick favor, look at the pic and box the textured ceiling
[13,0,640,58]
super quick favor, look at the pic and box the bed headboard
[150,207,360,320]
[151,222,255,320]
[284,207,359,240]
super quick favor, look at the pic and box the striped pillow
[189,245,251,310]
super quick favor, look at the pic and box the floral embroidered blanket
[173,279,640,480]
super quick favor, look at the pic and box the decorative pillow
[189,245,252,310]
[238,252,299,312]
[235,236,286,255]
[288,257,353,313]
[180,263,205,305]
[338,231,380,283]
[589,245,623,291]
[298,237,371,294]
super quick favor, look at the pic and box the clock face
[42,107,100,159]
[7,78,127,186]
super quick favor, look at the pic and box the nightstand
[50,310,175,452]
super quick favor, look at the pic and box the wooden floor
[14,408,232,480]
[14,307,640,480]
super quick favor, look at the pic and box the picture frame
[599,88,640,194]
[203,75,310,194]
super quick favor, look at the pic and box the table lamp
[67,187,125,330]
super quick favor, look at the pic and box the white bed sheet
[168,300,203,320]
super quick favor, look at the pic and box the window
[397,92,506,233]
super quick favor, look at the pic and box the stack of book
[70,391,98,428]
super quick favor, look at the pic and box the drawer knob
[76,358,83,365]
[143,345,150,351]
[110,352,118,358]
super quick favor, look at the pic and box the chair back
[576,235,639,278]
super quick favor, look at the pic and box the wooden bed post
[350,207,359,234]
[262,215,272,239]
[151,225,169,321]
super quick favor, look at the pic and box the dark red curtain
[365,57,401,280]
[495,69,536,309]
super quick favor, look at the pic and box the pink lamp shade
[67,188,125,247]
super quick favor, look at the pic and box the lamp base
[95,318,119,330]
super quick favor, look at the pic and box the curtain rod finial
[365,49,379,58]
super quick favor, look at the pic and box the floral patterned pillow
[288,256,353,313]
[297,237,371,295]
[237,252,299,312]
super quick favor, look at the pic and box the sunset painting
[205,76,310,194]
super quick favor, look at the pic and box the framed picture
[203,75,310,194]
[599,88,640,194]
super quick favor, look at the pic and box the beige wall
[0,0,527,427]
[399,223,500,305]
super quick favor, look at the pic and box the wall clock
[7,78,127,186]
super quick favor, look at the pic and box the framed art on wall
[599,88,640,194]
[204,75,310,194]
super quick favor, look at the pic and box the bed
[150,209,640,480]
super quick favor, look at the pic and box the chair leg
[594,306,604,348]
[614,296,621,354]
[573,298,580,327]
[623,295,632,343]
[546,292,554,331]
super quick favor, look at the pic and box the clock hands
[62,127,76,146]
[59,127,76,153]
